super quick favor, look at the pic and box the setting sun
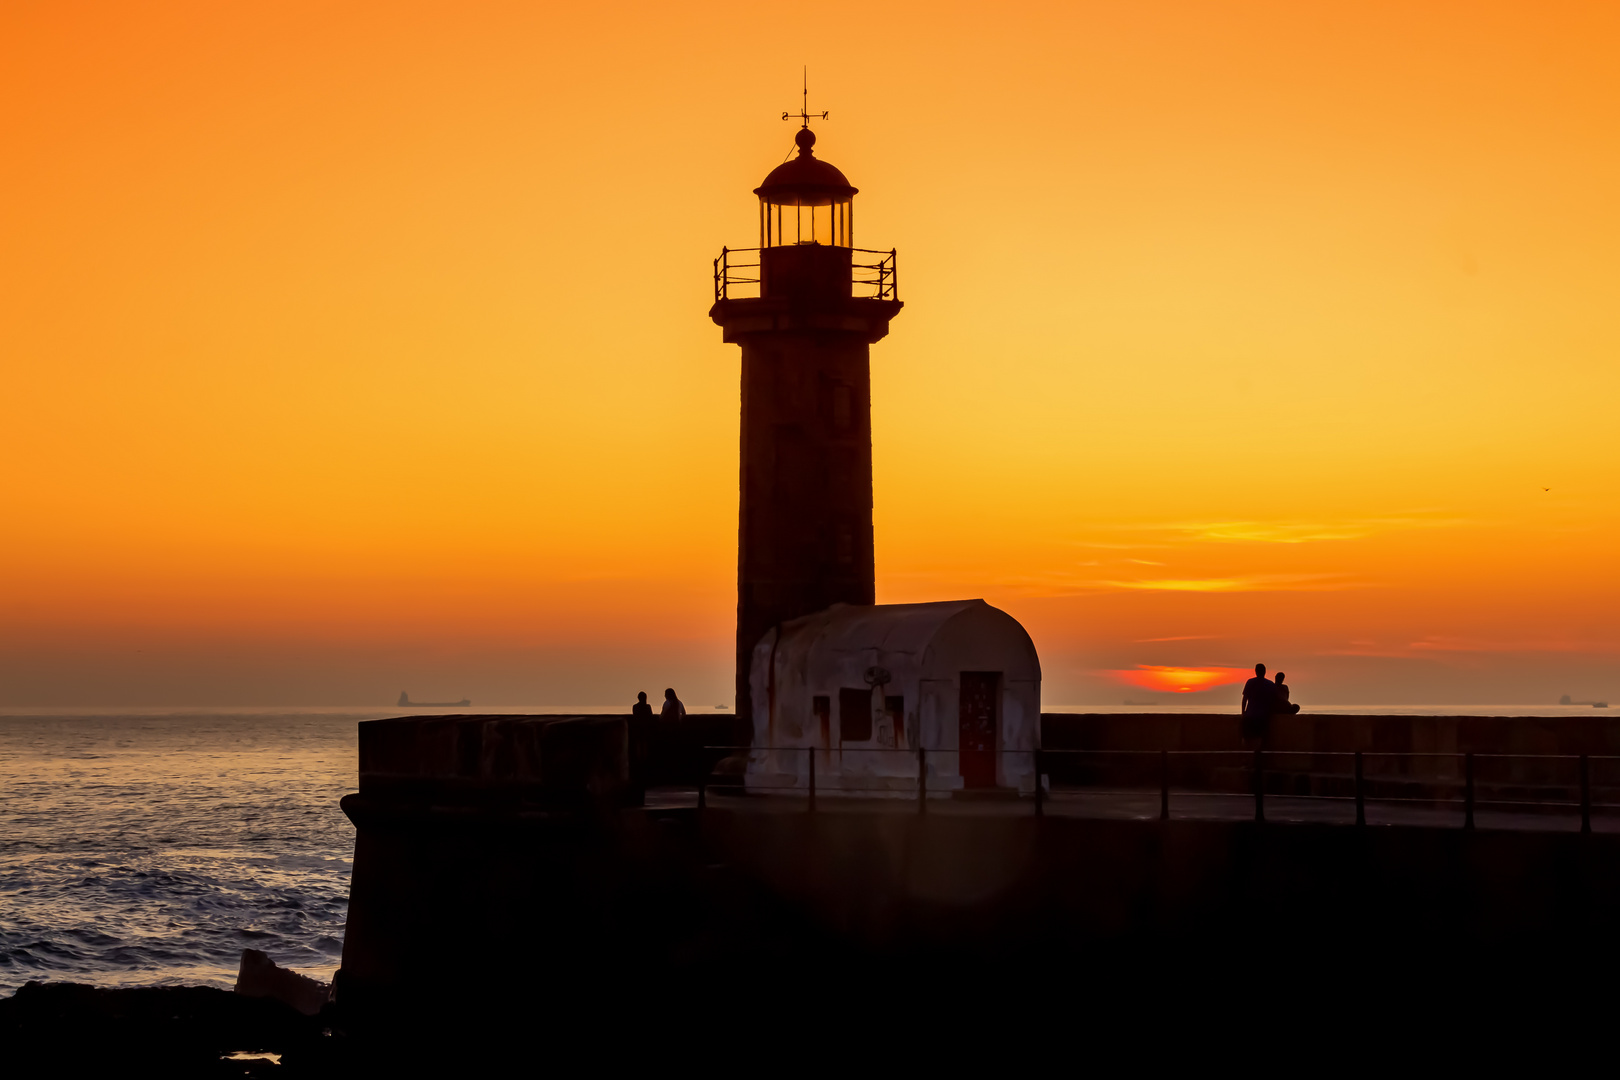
[1104,666,1254,695]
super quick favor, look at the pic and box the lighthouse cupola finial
[782,66,827,133]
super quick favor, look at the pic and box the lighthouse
[710,106,902,726]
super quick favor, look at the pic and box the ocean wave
[0,711,359,994]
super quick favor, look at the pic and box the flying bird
[1543,487,1551,492]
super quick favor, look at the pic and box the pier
[335,709,1620,1046]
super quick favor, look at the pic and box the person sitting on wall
[632,691,653,720]
[1272,672,1302,715]
[660,687,687,723]
[1241,663,1275,743]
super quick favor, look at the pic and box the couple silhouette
[632,688,686,722]
[1240,662,1300,742]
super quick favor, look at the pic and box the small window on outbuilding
[813,695,830,747]
[839,687,872,742]
[885,696,904,745]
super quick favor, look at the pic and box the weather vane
[782,67,827,128]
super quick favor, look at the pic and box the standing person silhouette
[629,692,655,795]
[1241,663,1275,743]
[660,687,686,723]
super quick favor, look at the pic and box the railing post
[1160,750,1169,821]
[1354,750,1365,827]
[1254,747,1265,823]
[1464,752,1475,830]
[808,750,816,814]
[918,746,927,815]
[1034,749,1044,817]
[1581,753,1591,834]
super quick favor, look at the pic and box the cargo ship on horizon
[397,692,472,708]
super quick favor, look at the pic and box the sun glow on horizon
[1105,666,1254,695]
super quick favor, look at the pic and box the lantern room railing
[713,247,898,303]
[713,247,760,301]
[854,248,898,302]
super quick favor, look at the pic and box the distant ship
[1559,695,1609,708]
[398,692,472,708]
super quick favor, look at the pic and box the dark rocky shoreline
[0,981,344,1077]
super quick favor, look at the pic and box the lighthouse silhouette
[710,102,903,726]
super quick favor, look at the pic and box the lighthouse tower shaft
[732,323,883,721]
[711,255,900,723]
[709,124,900,725]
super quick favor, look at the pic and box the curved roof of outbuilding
[768,600,1040,681]
[754,128,858,204]
[776,600,981,653]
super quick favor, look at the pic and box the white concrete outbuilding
[746,599,1042,797]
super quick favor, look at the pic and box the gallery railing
[689,745,1619,831]
[712,247,759,301]
[712,246,899,302]
[852,248,898,301]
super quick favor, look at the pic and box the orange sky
[3,0,1617,706]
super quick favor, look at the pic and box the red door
[959,672,1000,788]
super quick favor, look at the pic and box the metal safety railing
[684,745,1620,831]
[713,247,760,301]
[852,248,897,300]
[712,247,899,302]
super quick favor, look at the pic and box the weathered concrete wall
[1042,711,1620,756]
[1041,712,1620,800]
[355,711,1620,804]
[334,709,1620,1052]
[358,714,635,808]
[336,799,1620,1041]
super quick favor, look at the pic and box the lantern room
[756,128,856,247]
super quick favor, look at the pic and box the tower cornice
[709,296,903,345]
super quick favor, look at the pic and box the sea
[0,705,628,997]
[0,701,1606,996]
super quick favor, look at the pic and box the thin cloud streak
[1070,515,1470,548]
[1320,636,1620,658]
[1409,636,1620,655]
[988,570,1362,597]
[1100,574,1359,593]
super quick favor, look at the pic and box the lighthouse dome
[755,128,856,247]
[754,128,858,206]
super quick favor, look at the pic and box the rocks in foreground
[0,980,337,1077]
[235,949,331,1016]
